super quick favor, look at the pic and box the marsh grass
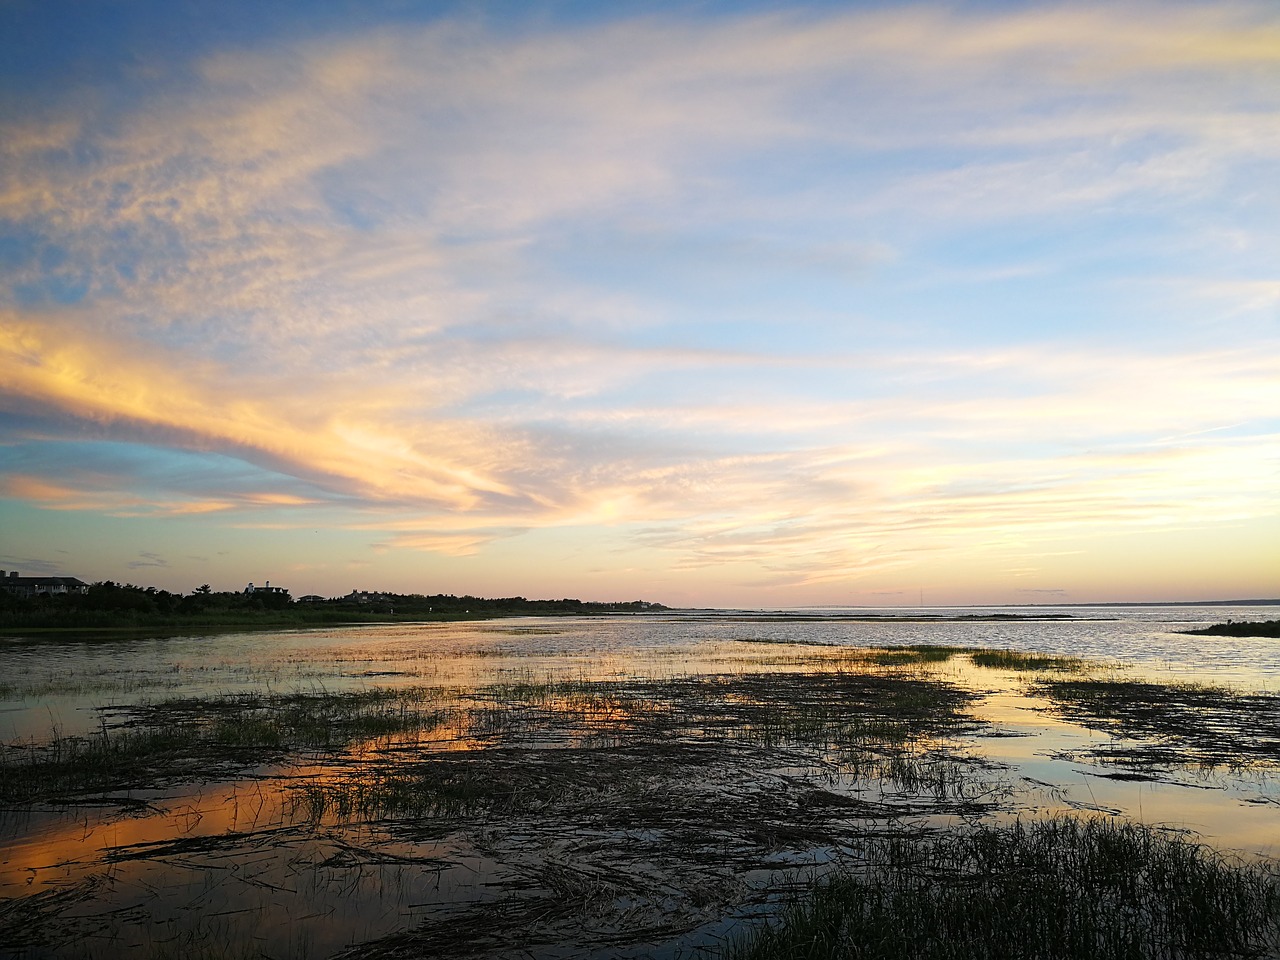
[864,645,961,666]
[739,643,1090,673]
[0,674,187,698]
[730,816,1280,960]
[0,688,454,802]
[1184,620,1280,639]
[421,670,982,752]
[17,652,1270,960]
[969,649,1089,671]
[1035,678,1280,768]
[288,670,996,832]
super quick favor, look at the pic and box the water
[3,605,1276,743]
[685,604,1280,684]
[1,605,1277,958]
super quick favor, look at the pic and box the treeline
[343,594,664,617]
[0,583,666,630]
[0,581,294,629]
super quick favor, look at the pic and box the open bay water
[688,604,1280,685]
[1,605,1277,958]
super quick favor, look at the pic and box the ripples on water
[675,604,1280,683]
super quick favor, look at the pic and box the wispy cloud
[128,551,169,570]
[1,2,1277,599]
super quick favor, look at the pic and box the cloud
[0,554,66,577]
[128,551,169,570]
[1,2,1278,597]
[3,295,1277,556]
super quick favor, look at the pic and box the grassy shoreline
[1184,619,1280,639]
[0,610,514,637]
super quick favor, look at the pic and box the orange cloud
[0,313,520,515]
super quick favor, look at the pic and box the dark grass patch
[1034,678,1280,768]
[864,645,961,666]
[729,816,1280,960]
[453,670,983,752]
[123,687,451,746]
[1184,620,1280,639]
[290,669,996,828]
[969,649,1089,671]
[291,740,1002,830]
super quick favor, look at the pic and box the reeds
[865,645,961,666]
[969,649,1088,671]
[0,687,453,802]
[730,816,1280,959]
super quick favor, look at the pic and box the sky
[1,0,1278,607]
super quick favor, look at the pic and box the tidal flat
[1,608,1278,958]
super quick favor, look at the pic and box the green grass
[729,816,1280,960]
[864,645,961,666]
[969,649,1089,671]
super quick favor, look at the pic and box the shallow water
[1,605,1277,958]
[3,604,1276,741]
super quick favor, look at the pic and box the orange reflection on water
[0,766,493,959]
[0,778,291,889]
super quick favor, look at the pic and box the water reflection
[1,608,1277,958]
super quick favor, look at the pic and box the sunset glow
[2,1,1277,605]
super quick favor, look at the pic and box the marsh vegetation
[1033,677,1280,771]
[1185,619,1280,639]
[731,817,1280,960]
[2,613,1278,958]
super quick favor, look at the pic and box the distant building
[244,580,290,597]
[344,589,394,603]
[0,570,90,598]
[296,595,326,603]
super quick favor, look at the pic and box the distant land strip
[1183,620,1280,639]
[1033,599,1280,607]
[0,583,668,633]
[690,612,1078,623]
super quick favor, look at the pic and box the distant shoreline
[786,599,1280,609]
[1183,619,1280,639]
[4,592,1276,637]
[1023,598,1280,608]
